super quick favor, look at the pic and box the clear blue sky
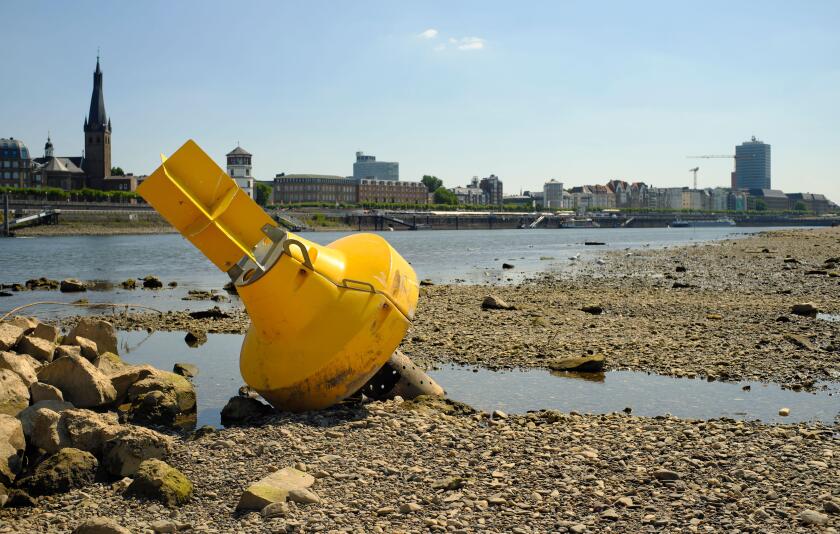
[4,1,839,200]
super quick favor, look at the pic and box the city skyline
[3,1,839,201]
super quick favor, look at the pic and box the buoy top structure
[137,140,419,411]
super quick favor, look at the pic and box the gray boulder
[37,354,117,408]
[221,396,272,425]
[237,467,315,511]
[65,318,117,355]
[0,369,29,416]
[102,426,173,476]
[126,459,192,507]
[60,279,88,293]
[0,414,25,484]
[0,351,38,386]
[18,448,98,496]
[0,323,25,352]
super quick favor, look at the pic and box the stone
[0,414,25,484]
[60,279,88,292]
[30,382,64,403]
[8,316,38,334]
[0,369,29,416]
[149,519,178,533]
[60,409,122,454]
[16,335,55,363]
[0,351,38,386]
[121,371,197,427]
[102,426,173,476]
[824,500,840,514]
[31,323,60,344]
[798,509,829,526]
[17,400,75,438]
[71,516,132,534]
[502,262,514,269]
[18,448,98,496]
[74,336,99,360]
[580,305,603,315]
[0,323,25,351]
[288,487,320,504]
[25,277,59,290]
[261,501,290,518]
[125,459,192,507]
[221,396,272,425]
[37,354,117,408]
[93,352,124,375]
[791,302,819,317]
[54,345,81,359]
[601,508,620,521]
[399,502,422,513]
[779,407,790,416]
[183,331,207,348]
[236,467,315,511]
[120,279,137,290]
[652,469,681,481]
[65,318,117,355]
[172,362,198,378]
[784,334,816,351]
[142,275,164,289]
[481,295,516,310]
[549,354,606,372]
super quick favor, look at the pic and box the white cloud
[419,28,438,39]
[455,37,485,51]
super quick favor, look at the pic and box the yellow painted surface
[138,140,418,411]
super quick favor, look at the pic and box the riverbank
[15,221,177,236]
[2,227,838,532]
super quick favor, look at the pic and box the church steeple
[44,133,53,158]
[86,54,109,132]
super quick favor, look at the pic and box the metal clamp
[283,238,314,270]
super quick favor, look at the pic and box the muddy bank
[15,221,178,237]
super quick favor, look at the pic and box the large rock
[221,396,273,425]
[37,354,117,408]
[0,369,29,416]
[60,279,88,293]
[31,323,60,344]
[119,370,197,428]
[19,448,98,496]
[548,353,606,372]
[72,517,132,534]
[17,400,75,438]
[93,352,124,376]
[9,316,38,335]
[237,467,315,511]
[74,336,99,361]
[66,318,117,355]
[126,459,192,507]
[60,409,121,454]
[102,426,173,476]
[0,351,38,386]
[17,335,56,363]
[0,323,24,352]
[791,302,820,317]
[481,295,516,310]
[30,382,64,403]
[0,414,25,484]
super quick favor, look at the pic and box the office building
[273,174,357,205]
[353,151,398,181]
[543,179,564,209]
[479,174,503,205]
[735,136,771,189]
[357,179,428,204]
[0,138,31,188]
[226,145,255,199]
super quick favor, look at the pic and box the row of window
[278,185,355,193]
[2,171,28,179]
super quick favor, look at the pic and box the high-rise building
[735,136,771,190]
[226,145,254,199]
[83,56,111,183]
[543,179,564,209]
[479,174,503,206]
[353,151,399,181]
[0,138,31,188]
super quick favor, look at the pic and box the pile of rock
[0,316,195,510]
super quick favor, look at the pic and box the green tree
[110,166,125,176]
[433,186,457,205]
[754,199,767,211]
[421,175,443,193]
[793,201,807,212]
[255,183,272,206]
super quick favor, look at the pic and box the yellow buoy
[137,140,418,411]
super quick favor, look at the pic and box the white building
[543,179,564,209]
[226,145,255,199]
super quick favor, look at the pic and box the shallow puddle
[817,312,840,322]
[118,331,839,428]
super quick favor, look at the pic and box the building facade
[0,138,31,188]
[357,179,428,204]
[353,152,398,181]
[543,179,563,209]
[735,136,771,190]
[273,174,356,205]
[226,146,255,199]
[83,57,111,185]
[479,175,503,206]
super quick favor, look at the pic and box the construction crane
[687,154,754,188]
[689,167,699,189]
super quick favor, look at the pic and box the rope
[0,301,165,322]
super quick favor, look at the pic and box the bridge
[2,206,61,236]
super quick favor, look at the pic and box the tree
[433,186,457,205]
[793,201,807,212]
[421,175,443,193]
[255,183,272,206]
[754,199,767,211]
[110,166,125,176]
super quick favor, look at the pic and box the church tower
[44,134,53,158]
[83,55,111,183]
